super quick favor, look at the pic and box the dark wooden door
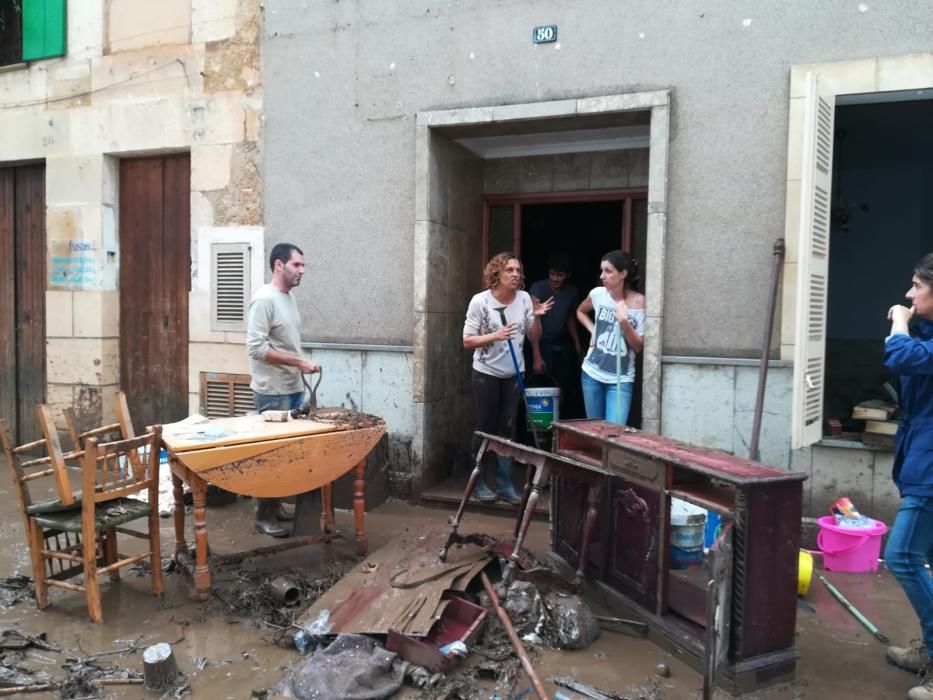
[0,164,46,443]
[119,155,190,432]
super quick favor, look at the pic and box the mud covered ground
[0,493,920,699]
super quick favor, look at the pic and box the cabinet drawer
[607,449,664,488]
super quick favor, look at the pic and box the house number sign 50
[532,25,557,44]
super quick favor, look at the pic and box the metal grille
[200,372,253,418]
[211,243,250,332]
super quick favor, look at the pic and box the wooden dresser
[549,420,807,693]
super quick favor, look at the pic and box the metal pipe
[480,572,548,700]
[819,575,890,644]
[268,576,301,607]
[750,239,785,461]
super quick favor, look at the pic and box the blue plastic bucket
[525,387,560,429]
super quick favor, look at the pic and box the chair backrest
[82,426,162,504]
[115,391,136,439]
[63,407,122,452]
[35,405,79,506]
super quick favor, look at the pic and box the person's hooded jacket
[884,318,933,497]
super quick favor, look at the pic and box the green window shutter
[22,0,66,61]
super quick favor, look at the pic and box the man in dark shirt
[528,252,583,417]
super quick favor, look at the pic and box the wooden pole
[480,572,548,700]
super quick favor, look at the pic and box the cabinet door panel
[552,474,607,578]
[607,476,662,612]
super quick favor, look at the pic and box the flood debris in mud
[0,575,33,609]
[207,562,352,637]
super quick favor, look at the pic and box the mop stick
[614,322,624,425]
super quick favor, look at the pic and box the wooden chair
[63,407,123,451]
[0,416,164,623]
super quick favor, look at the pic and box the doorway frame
[415,91,671,437]
[481,187,649,262]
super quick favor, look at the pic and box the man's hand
[297,358,321,374]
[888,304,915,325]
[532,354,545,374]
[533,296,555,316]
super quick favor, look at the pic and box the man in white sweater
[246,242,320,536]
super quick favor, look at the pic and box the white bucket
[671,498,707,550]
[525,387,560,430]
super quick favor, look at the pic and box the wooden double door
[0,164,46,443]
[119,155,190,432]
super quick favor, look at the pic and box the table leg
[503,463,550,585]
[190,474,211,601]
[575,479,602,588]
[321,483,334,535]
[353,460,367,556]
[170,469,187,560]
[439,441,487,562]
[514,463,536,539]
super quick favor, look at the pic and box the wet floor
[0,489,922,699]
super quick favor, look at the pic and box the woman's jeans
[581,371,633,425]
[884,495,933,653]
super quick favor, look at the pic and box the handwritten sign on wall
[49,240,99,289]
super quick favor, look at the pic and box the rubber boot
[472,470,498,503]
[495,456,522,505]
[275,501,295,521]
[255,498,289,537]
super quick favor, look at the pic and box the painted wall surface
[263,0,933,355]
[0,0,263,430]
[661,360,900,521]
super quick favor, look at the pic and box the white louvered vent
[211,243,251,332]
[200,372,253,418]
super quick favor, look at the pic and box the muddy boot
[887,642,929,673]
[494,456,522,505]
[255,499,289,538]
[909,664,933,700]
[471,474,498,503]
[275,502,295,521]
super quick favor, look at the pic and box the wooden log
[143,642,179,691]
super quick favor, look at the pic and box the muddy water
[0,489,920,699]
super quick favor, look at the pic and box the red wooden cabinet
[549,420,806,694]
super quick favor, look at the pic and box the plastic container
[670,499,706,569]
[816,515,888,573]
[798,550,813,596]
[525,387,560,429]
[704,511,721,549]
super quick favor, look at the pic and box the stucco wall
[0,0,263,429]
[263,0,933,355]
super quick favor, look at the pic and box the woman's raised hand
[533,296,555,316]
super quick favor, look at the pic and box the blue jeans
[581,371,633,425]
[253,391,304,413]
[884,495,933,653]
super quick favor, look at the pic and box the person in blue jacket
[882,252,933,700]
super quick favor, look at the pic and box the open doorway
[823,97,933,441]
[482,190,648,430]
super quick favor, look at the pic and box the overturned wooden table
[160,411,385,600]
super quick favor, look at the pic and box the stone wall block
[187,341,251,391]
[73,290,119,338]
[660,364,735,452]
[810,446,873,516]
[191,143,233,191]
[46,291,74,338]
[108,0,193,53]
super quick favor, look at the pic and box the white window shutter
[791,72,836,449]
[210,243,251,332]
